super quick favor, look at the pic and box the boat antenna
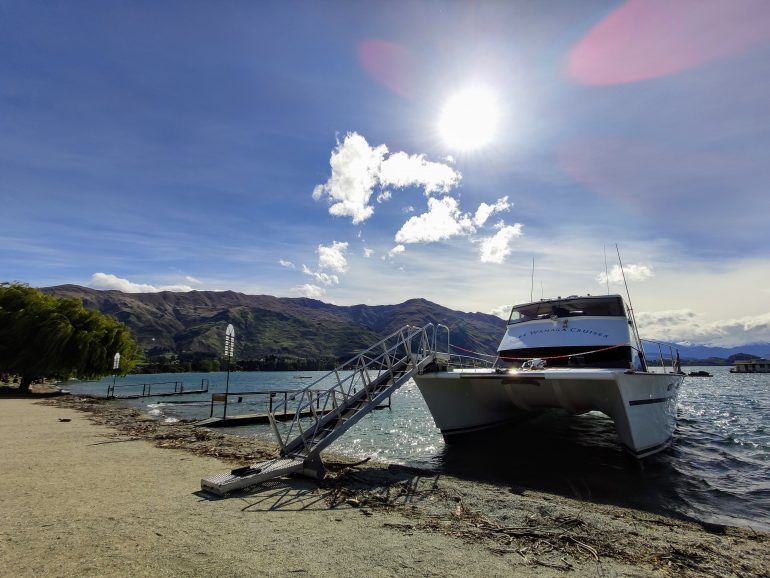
[603,244,610,295]
[615,244,647,371]
[530,257,535,302]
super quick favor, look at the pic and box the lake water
[66,366,770,530]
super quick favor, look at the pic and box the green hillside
[42,286,506,365]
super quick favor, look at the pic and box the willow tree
[0,283,139,390]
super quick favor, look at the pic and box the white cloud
[376,190,392,203]
[490,304,512,319]
[379,151,461,195]
[317,241,348,273]
[312,132,461,224]
[479,224,523,264]
[291,284,326,299]
[90,273,193,293]
[473,196,510,227]
[363,247,374,258]
[395,196,474,244]
[636,309,770,347]
[278,259,295,269]
[597,263,654,285]
[388,244,406,258]
[402,206,415,213]
[184,275,202,285]
[301,264,339,286]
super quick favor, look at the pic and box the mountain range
[40,285,769,364]
[42,285,507,361]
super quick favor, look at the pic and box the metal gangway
[201,324,439,495]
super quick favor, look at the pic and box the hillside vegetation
[42,286,506,367]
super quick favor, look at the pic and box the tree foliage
[0,283,139,389]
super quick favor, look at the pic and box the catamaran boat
[413,294,685,458]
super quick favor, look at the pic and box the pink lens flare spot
[568,0,770,85]
[357,39,415,97]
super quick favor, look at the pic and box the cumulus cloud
[317,241,348,273]
[363,247,374,258]
[636,309,770,347]
[597,263,654,285]
[474,196,510,227]
[402,206,415,213]
[379,151,461,195]
[312,132,461,224]
[395,197,474,244]
[490,304,512,319]
[387,244,406,258]
[90,273,193,293]
[298,241,349,289]
[376,190,391,203]
[479,224,523,264]
[292,284,325,299]
[301,264,339,286]
[278,259,295,269]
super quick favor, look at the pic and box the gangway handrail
[269,324,429,416]
[268,324,434,453]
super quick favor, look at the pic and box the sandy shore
[1,396,767,577]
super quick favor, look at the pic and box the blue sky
[1,1,769,346]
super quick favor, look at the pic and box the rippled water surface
[67,366,770,530]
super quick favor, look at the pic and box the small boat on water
[688,370,712,377]
[414,294,685,458]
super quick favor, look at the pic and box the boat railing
[639,339,682,374]
[445,352,496,370]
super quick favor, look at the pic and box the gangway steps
[200,457,305,495]
[201,324,438,495]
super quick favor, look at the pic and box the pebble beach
[1,393,767,577]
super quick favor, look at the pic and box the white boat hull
[413,368,684,458]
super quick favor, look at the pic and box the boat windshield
[508,297,626,325]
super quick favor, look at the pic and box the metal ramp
[201,324,438,495]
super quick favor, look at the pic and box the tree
[0,283,139,390]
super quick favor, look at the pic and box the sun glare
[439,87,499,151]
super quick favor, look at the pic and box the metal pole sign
[224,324,235,357]
[223,324,235,419]
[110,352,120,397]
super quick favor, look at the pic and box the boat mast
[615,244,647,371]
[530,257,535,303]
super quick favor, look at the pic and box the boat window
[508,297,626,324]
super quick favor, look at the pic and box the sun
[438,86,499,151]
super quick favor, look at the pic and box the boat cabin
[498,295,641,369]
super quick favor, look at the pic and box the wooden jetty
[196,388,391,428]
[107,379,209,399]
[194,407,333,427]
